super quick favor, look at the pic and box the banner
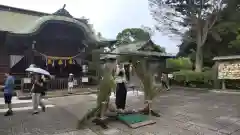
[58,59,63,65]
[47,59,52,64]
[69,59,73,64]
[46,58,75,66]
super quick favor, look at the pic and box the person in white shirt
[68,73,74,93]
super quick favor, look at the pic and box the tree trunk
[195,44,203,72]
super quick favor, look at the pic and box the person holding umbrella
[31,73,46,114]
[0,72,15,116]
[26,65,49,114]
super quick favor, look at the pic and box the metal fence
[20,76,97,92]
[47,77,84,90]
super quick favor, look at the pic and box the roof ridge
[0,4,49,16]
[0,4,87,22]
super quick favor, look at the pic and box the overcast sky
[0,0,180,54]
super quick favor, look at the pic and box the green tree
[116,28,165,53]
[177,0,240,67]
[223,0,240,47]
[116,28,151,45]
[149,0,225,72]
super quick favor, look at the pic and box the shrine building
[0,4,116,85]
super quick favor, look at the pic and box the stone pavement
[0,95,97,135]
[16,87,98,100]
[1,89,240,135]
[89,89,240,135]
[0,96,55,113]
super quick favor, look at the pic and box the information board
[218,62,240,79]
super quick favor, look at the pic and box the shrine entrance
[1,5,116,90]
[8,20,89,78]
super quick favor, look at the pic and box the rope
[33,50,83,60]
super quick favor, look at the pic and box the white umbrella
[25,67,50,76]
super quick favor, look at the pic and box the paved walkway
[16,87,98,99]
[1,89,240,134]
[0,97,55,113]
[90,89,240,135]
[0,95,97,135]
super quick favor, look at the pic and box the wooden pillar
[31,41,36,65]
[149,60,159,84]
[0,33,10,84]
[221,79,226,89]
[213,61,220,89]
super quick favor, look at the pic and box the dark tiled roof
[52,4,73,18]
[101,40,175,59]
[213,55,240,61]
[0,4,48,16]
[0,4,87,22]
[53,8,73,17]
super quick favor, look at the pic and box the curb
[46,91,98,99]
[172,86,210,91]
[17,91,98,100]
[210,90,240,94]
[172,86,240,94]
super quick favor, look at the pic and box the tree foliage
[177,0,240,68]
[116,28,151,45]
[166,57,193,70]
[116,28,166,53]
[149,0,225,72]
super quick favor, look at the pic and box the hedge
[172,70,213,88]
[171,70,240,89]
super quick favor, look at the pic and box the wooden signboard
[218,62,240,79]
[82,77,88,82]
[23,78,31,84]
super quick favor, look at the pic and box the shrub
[172,69,240,89]
[172,70,213,88]
[225,80,240,89]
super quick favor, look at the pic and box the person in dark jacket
[115,71,127,110]
[41,75,48,96]
[31,73,46,115]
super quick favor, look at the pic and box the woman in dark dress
[115,71,127,110]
